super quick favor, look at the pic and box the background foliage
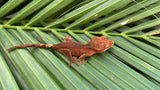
[0,0,160,89]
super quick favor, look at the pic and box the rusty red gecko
[7,36,114,66]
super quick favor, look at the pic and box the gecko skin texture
[7,36,114,66]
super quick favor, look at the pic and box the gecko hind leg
[70,56,78,66]
[62,36,73,42]
[57,49,79,66]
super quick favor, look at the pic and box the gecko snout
[106,40,114,48]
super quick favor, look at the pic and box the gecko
[7,36,114,66]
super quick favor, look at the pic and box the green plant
[0,0,160,89]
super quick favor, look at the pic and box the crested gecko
[7,36,114,66]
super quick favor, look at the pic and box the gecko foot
[79,59,87,65]
[69,56,79,66]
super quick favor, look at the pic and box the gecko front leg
[78,51,96,65]
[57,48,78,66]
[78,54,88,65]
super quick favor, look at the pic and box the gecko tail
[7,43,53,51]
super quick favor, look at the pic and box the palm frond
[0,0,160,89]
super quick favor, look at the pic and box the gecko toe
[69,61,72,67]
[73,57,79,66]
[68,56,79,66]
[83,60,87,64]
[79,60,87,65]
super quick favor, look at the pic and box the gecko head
[88,36,114,52]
